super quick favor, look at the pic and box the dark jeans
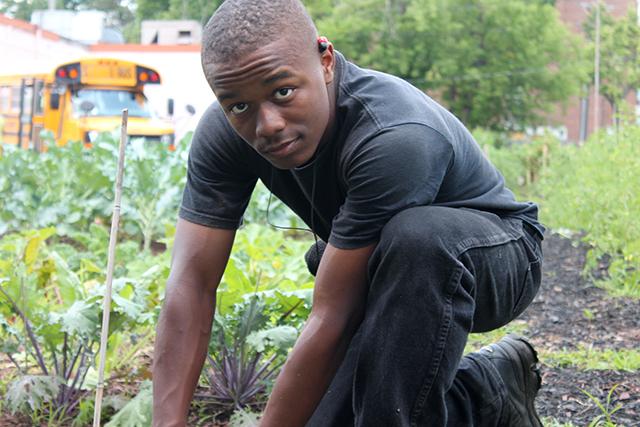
[306,206,543,427]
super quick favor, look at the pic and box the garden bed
[521,233,640,426]
[1,233,638,426]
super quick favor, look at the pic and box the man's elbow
[158,279,217,334]
[308,307,364,342]
[164,273,218,302]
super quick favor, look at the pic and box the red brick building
[555,0,638,142]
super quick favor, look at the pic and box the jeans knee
[378,206,452,256]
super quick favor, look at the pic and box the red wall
[554,0,637,142]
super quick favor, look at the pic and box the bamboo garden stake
[93,109,128,426]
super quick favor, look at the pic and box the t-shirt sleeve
[179,104,257,229]
[329,124,454,249]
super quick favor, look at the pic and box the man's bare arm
[260,242,376,427]
[152,219,235,427]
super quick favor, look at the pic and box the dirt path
[519,234,640,426]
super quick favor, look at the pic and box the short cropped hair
[202,0,318,66]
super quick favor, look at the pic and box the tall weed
[536,127,640,296]
[473,127,639,296]
[473,129,559,198]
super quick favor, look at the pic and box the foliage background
[315,0,587,130]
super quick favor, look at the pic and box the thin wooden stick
[93,109,128,426]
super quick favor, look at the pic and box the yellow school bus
[0,58,175,150]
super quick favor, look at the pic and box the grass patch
[464,320,529,353]
[534,127,640,299]
[480,126,640,299]
[541,347,640,371]
[596,274,640,299]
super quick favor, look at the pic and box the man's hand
[259,242,376,427]
[152,219,235,427]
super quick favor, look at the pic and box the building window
[10,87,21,112]
[0,87,9,111]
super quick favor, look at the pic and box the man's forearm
[152,282,216,427]
[259,243,374,426]
[260,311,361,427]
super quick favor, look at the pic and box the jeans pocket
[513,257,541,317]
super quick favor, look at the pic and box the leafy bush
[0,131,302,248]
[1,130,313,423]
[535,127,640,296]
[0,132,189,249]
[105,223,313,422]
[0,228,167,421]
[0,143,111,236]
[217,223,314,318]
[473,128,559,198]
[195,224,314,413]
[473,126,639,296]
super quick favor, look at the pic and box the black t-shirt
[179,52,544,249]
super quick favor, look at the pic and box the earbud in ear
[317,36,331,53]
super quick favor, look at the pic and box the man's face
[205,37,335,169]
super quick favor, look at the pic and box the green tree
[303,0,338,21]
[318,0,588,131]
[81,0,135,29]
[135,0,222,24]
[585,7,640,123]
[435,0,587,130]
[0,0,47,21]
[135,0,170,20]
[0,0,134,37]
[127,0,223,42]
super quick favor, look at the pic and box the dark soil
[537,367,640,426]
[519,233,640,426]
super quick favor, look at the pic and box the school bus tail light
[136,66,161,85]
[55,63,81,84]
[161,133,175,150]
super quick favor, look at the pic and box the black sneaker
[477,334,543,427]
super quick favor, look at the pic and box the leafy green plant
[535,125,640,297]
[228,408,261,427]
[473,128,559,199]
[582,384,623,427]
[542,347,640,371]
[0,229,94,419]
[0,141,111,236]
[105,381,153,427]
[0,127,317,423]
[0,131,189,248]
[0,228,161,421]
[192,223,314,415]
[1,130,305,251]
[105,135,188,251]
[201,296,287,413]
[5,375,61,415]
[217,223,314,317]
